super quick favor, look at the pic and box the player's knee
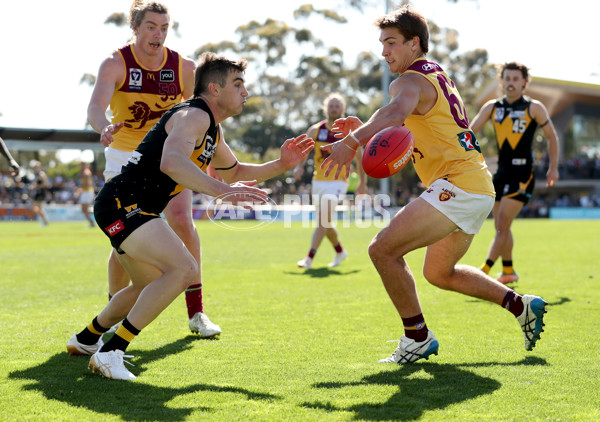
[167,214,196,237]
[173,258,198,290]
[423,265,451,289]
[423,266,442,286]
[368,236,389,266]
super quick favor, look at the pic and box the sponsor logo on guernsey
[196,136,217,166]
[317,128,329,141]
[458,130,481,153]
[129,68,142,90]
[494,108,505,122]
[160,69,174,82]
[509,110,526,119]
[128,151,142,165]
[421,62,441,72]
[106,220,124,236]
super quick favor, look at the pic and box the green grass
[0,218,598,421]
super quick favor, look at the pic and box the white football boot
[297,256,313,269]
[66,334,104,356]
[189,312,222,338]
[379,330,439,364]
[517,295,548,351]
[89,350,136,380]
[328,250,348,267]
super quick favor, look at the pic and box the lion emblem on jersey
[125,101,175,129]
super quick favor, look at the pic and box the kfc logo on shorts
[106,220,124,236]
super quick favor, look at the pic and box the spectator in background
[78,161,95,227]
[31,161,50,226]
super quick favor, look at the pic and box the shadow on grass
[285,268,362,278]
[302,356,547,421]
[546,296,571,306]
[466,295,571,308]
[8,335,279,421]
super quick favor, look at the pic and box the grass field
[0,218,598,421]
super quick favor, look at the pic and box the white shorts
[420,178,494,235]
[312,180,349,205]
[78,190,95,204]
[103,147,134,180]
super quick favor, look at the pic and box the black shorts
[34,190,46,202]
[493,169,535,204]
[93,181,161,251]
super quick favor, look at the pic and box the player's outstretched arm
[213,133,314,184]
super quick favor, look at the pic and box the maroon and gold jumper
[109,44,184,152]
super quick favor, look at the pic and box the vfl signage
[129,68,142,91]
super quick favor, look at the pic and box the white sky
[1,0,598,133]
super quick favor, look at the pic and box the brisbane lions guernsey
[109,97,220,214]
[490,95,537,178]
[403,58,494,197]
[312,120,349,182]
[109,44,184,152]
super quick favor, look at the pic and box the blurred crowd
[0,167,104,206]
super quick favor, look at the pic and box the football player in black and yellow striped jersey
[471,62,559,284]
[86,1,222,338]
[69,52,314,380]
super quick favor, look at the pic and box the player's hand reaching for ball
[332,116,363,138]
[320,136,358,180]
[279,134,314,169]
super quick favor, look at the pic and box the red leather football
[362,126,415,178]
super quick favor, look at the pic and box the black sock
[76,316,109,345]
[99,318,140,353]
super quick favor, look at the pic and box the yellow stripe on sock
[115,325,137,343]
[88,323,103,336]
[503,265,514,274]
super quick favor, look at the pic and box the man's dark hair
[374,5,429,54]
[193,52,248,96]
